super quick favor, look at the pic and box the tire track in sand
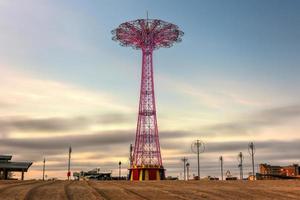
[0,181,37,194]
[23,181,57,200]
[109,182,154,200]
[86,181,111,200]
[64,181,76,200]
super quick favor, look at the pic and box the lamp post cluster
[179,141,256,181]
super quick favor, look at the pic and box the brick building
[259,163,300,179]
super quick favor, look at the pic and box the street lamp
[181,157,188,181]
[118,161,122,180]
[191,140,205,179]
[186,162,190,180]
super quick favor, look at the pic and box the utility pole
[248,142,256,180]
[181,157,188,180]
[42,158,46,181]
[238,152,244,180]
[67,146,72,180]
[191,140,205,180]
[186,162,190,181]
[118,161,122,180]
[219,156,223,181]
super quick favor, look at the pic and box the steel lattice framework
[112,19,183,179]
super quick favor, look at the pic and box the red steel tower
[112,18,183,180]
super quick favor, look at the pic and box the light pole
[42,158,46,181]
[191,140,205,180]
[118,161,122,180]
[248,142,256,179]
[67,146,72,181]
[181,157,188,180]
[219,156,223,181]
[129,144,133,168]
[186,162,190,181]
[237,152,244,180]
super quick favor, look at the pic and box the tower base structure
[129,165,165,181]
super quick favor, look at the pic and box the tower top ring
[112,19,184,50]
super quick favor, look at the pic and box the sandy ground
[0,180,299,200]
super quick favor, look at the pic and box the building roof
[0,155,12,161]
[0,155,32,172]
[0,161,32,172]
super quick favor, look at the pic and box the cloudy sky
[0,0,299,180]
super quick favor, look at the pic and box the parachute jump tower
[112,18,184,180]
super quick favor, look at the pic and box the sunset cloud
[1,67,299,179]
